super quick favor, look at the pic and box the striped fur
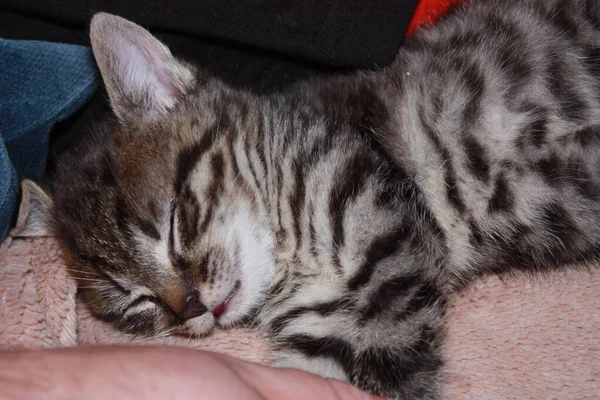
[46,1,600,398]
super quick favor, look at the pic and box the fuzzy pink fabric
[1,236,598,398]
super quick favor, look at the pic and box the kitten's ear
[11,180,54,238]
[90,13,196,123]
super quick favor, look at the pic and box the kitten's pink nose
[179,290,207,320]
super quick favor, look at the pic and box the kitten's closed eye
[137,218,161,241]
[126,295,165,311]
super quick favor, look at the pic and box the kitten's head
[16,13,276,336]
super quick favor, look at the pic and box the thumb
[322,377,392,400]
[236,360,390,400]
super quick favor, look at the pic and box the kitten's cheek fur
[216,284,253,326]
[217,263,274,326]
[223,208,276,323]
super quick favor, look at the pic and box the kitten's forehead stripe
[226,134,256,208]
[207,152,226,203]
[227,137,241,179]
[243,126,263,194]
[194,254,209,283]
[197,152,225,235]
[178,184,201,248]
[175,122,218,194]
[288,155,307,252]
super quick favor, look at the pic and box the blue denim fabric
[0,39,99,241]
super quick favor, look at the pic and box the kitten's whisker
[184,332,194,348]
[77,285,112,290]
[131,329,176,344]
[64,267,100,274]
[72,277,108,283]
[65,269,102,277]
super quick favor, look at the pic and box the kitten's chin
[182,275,271,335]
[183,313,216,336]
[215,283,265,327]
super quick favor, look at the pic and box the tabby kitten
[15,0,600,398]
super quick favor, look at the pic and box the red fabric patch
[406,0,464,37]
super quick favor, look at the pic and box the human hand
[0,346,389,400]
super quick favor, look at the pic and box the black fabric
[0,10,338,93]
[0,1,419,181]
[0,9,347,174]
[1,0,419,69]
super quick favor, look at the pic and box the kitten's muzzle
[178,290,208,321]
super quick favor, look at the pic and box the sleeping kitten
[15,0,600,398]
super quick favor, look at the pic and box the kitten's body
[22,0,600,398]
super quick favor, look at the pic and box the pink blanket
[1,236,598,398]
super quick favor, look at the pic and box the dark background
[0,0,418,176]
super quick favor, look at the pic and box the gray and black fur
[23,0,600,398]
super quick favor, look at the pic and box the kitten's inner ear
[90,12,196,123]
[11,180,53,238]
